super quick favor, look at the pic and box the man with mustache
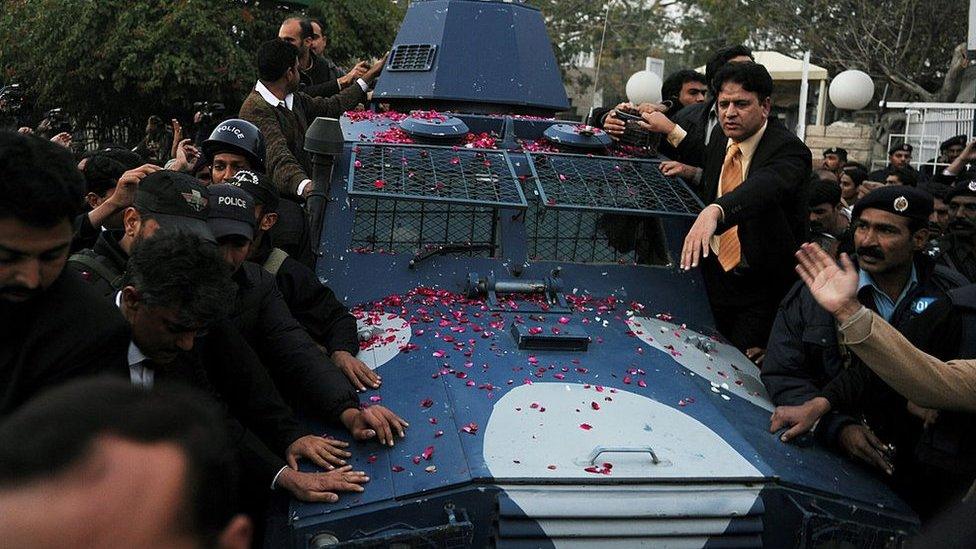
[0,132,129,416]
[933,179,976,282]
[762,186,967,514]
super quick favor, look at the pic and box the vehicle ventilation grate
[348,144,527,208]
[350,197,497,255]
[387,44,437,72]
[525,152,703,217]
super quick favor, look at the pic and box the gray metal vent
[387,44,437,72]
[495,484,764,547]
[526,152,704,217]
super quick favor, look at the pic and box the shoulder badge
[968,180,976,192]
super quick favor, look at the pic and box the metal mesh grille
[526,152,703,217]
[387,44,437,71]
[525,203,669,265]
[349,144,527,208]
[351,197,497,255]
[801,514,906,549]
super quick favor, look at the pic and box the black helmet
[201,119,266,172]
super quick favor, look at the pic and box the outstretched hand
[341,405,408,447]
[680,204,721,270]
[794,243,860,320]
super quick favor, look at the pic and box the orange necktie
[717,143,742,271]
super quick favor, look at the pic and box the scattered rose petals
[461,422,478,434]
[425,465,437,473]
[373,179,385,189]
[391,465,404,472]
[421,398,434,408]
[580,423,593,430]
[434,430,444,438]
[422,446,434,460]
[412,455,421,465]
[528,326,543,335]
[369,395,382,402]
[591,401,600,410]
[637,380,647,388]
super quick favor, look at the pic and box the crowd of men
[1,11,976,546]
[589,45,976,536]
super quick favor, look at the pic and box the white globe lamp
[626,70,662,105]
[829,70,875,111]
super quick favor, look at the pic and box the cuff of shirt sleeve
[356,78,370,92]
[271,466,288,490]
[666,124,687,147]
[709,203,725,222]
[297,179,312,196]
[838,306,872,345]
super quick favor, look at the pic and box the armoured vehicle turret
[271,0,919,546]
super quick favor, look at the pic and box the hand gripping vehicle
[271,1,919,546]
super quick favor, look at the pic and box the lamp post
[828,70,875,114]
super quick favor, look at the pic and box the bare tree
[748,0,968,102]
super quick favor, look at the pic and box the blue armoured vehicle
[275,0,919,546]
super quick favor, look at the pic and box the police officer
[225,170,376,391]
[869,143,922,183]
[201,118,314,268]
[763,186,966,464]
[822,147,848,175]
[208,183,408,447]
[921,135,967,179]
[67,170,214,297]
[933,179,976,282]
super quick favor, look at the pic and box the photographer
[133,115,173,165]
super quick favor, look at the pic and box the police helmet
[201,119,266,172]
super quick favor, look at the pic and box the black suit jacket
[702,118,812,281]
[0,270,129,417]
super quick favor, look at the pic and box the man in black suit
[0,132,129,416]
[679,62,812,357]
[638,45,754,190]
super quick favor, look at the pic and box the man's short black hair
[0,132,84,228]
[257,39,299,82]
[310,18,326,38]
[886,165,918,187]
[82,154,125,197]
[712,61,773,102]
[0,377,240,545]
[705,45,754,92]
[123,231,235,327]
[661,69,707,103]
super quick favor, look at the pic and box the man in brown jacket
[239,39,384,200]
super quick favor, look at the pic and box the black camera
[0,84,25,114]
[193,101,226,124]
[41,108,72,135]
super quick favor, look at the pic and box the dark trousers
[702,255,791,352]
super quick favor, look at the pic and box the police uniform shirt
[857,266,919,322]
[115,291,154,389]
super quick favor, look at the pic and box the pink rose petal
[391,465,404,472]
[422,446,434,460]
[579,423,593,430]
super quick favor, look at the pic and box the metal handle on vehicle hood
[586,446,662,465]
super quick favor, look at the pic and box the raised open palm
[795,243,859,315]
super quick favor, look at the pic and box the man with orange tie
[680,62,812,359]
